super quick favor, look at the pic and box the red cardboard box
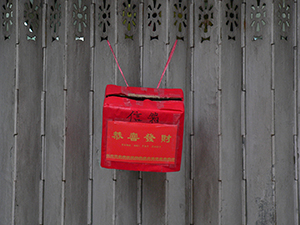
[101,85,184,172]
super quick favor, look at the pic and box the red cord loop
[156,39,178,89]
[107,39,178,89]
[107,40,129,87]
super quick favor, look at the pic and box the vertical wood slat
[0,0,16,223]
[273,0,295,224]
[113,0,141,224]
[297,1,300,225]
[14,1,43,224]
[87,2,95,224]
[39,2,47,224]
[12,2,19,223]
[245,0,274,224]
[92,0,115,223]
[296,2,300,224]
[43,0,66,224]
[64,0,91,224]
[93,0,140,224]
[166,0,190,224]
[142,0,167,224]
[219,0,243,224]
[143,0,167,88]
[137,2,143,223]
[241,2,247,224]
[193,0,220,224]
[117,0,140,87]
[189,9,195,221]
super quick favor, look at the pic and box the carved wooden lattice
[147,0,162,40]
[24,0,40,41]
[121,0,137,40]
[49,0,62,41]
[1,0,13,40]
[73,0,88,41]
[225,0,239,40]
[250,0,267,41]
[174,0,187,41]
[199,0,214,42]
[277,0,291,41]
[98,0,111,41]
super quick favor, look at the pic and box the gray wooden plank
[219,0,243,224]
[142,0,167,224]
[297,2,300,224]
[245,1,275,224]
[117,0,140,87]
[14,1,43,223]
[64,0,91,224]
[43,0,66,224]
[113,1,141,224]
[273,0,295,223]
[298,2,300,224]
[0,0,15,223]
[143,0,167,88]
[141,172,165,225]
[92,0,116,223]
[193,0,220,224]
[114,172,139,224]
[165,0,190,224]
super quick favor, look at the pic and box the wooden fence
[0,0,299,224]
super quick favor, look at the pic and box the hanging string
[107,40,129,87]
[107,39,178,88]
[156,39,178,89]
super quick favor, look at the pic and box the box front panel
[106,121,178,164]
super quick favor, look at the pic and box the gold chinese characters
[127,133,140,141]
[144,133,156,142]
[112,131,123,140]
[112,132,172,143]
[161,135,172,143]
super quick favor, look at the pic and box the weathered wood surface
[93,0,116,223]
[245,1,274,224]
[142,1,167,224]
[297,2,300,225]
[193,0,220,224]
[112,1,141,224]
[273,1,296,224]
[13,1,43,224]
[64,0,91,224]
[0,0,300,224]
[219,0,242,224]
[44,0,66,224]
[0,0,15,223]
[166,0,190,224]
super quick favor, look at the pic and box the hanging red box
[101,84,184,172]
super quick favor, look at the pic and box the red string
[107,39,178,89]
[107,40,129,87]
[156,39,178,89]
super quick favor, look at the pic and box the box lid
[105,84,184,101]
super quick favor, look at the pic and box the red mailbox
[101,85,184,172]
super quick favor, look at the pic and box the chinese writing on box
[144,133,156,142]
[112,132,172,143]
[112,132,123,140]
[127,111,142,122]
[148,112,159,123]
[161,135,172,143]
[127,133,140,141]
[127,111,160,123]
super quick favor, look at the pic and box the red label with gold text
[106,121,178,164]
